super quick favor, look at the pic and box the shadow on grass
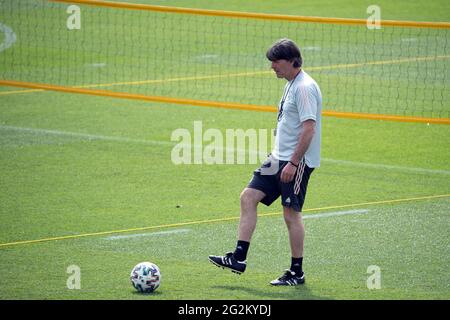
[131,290,163,297]
[211,283,332,300]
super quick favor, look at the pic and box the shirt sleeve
[296,83,318,123]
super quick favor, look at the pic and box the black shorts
[248,155,314,212]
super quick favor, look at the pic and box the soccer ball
[130,262,161,293]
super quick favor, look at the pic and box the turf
[0,0,449,301]
[0,90,449,300]
[0,199,449,300]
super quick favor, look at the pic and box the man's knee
[240,188,264,207]
[283,207,302,225]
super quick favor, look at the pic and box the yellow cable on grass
[0,194,448,248]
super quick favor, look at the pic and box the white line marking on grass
[195,54,219,60]
[105,211,366,240]
[87,63,106,68]
[105,211,368,240]
[2,125,448,175]
[322,158,450,175]
[0,23,16,52]
[0,124,262,157]
[104,228,190,240]
[401,38,417,42]
[303,46,321,51]
[0,125,173,147]
[0,194,447,248]
[303,209,369,219]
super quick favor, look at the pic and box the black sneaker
[208,252,247,274]
[270,269,305,286]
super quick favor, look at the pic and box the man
[209,38,322,286]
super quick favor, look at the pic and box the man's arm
[280,119,316,183]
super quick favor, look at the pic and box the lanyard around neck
[277,71,301,122]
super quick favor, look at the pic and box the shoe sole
[208,257,244,275]
[270,278,305,286]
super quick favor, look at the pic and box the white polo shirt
[272,70,322,168]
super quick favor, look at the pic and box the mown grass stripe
[0,194,447,248]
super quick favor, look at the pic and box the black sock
[233,240,250,261]
[291,257,303,274]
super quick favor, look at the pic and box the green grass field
[0,0,449,300]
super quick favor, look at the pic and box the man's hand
[280,119,315,183]
[280,162,298,183]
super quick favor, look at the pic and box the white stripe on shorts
[294,158,306,195]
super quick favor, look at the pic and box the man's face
[270,59,294,79]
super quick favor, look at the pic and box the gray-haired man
[209,39,322,286]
